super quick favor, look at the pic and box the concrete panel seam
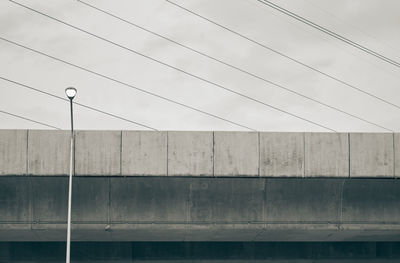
[257,132,260,178]
[108,177,111,224]
[348,133,350,178]
[393,132,395,178]
[73,131,76,176]
[303,132,306,177]
[31,175,37,224]
[120,130,122,176]
[339,179,345,229]
[186,183,189,225]
[166,131,169,177]
[212,131,215,178]
[263,178,267,225]
[29,175,33,230]
[26,130,29,176]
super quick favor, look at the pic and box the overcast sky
[1,0,400,132]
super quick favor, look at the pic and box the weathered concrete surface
[1,130,400,177]
[1,177,400,241]
[350,133,394,177]
[342,179,400,223]
[265,178,342,222]
[30,177,109,224]
[71,177,109,222]
[214,132,258,177]
[259,132,303,177]
[28,130,70,175]
[0,130,27,175]
[122,131,167,176]
[305,133,348,177]
[168,131,213,176]
[75,131,121,176]
[110,177,189,222]
[0,177,30,222]
[189,178,264,222]
[32,177,68,223]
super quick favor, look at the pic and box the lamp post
[65,87,77,263]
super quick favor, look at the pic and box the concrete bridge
[1,130,400,261]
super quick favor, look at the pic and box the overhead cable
[255,0,400,68]
[77,0,393,132]
[165,0,400,111]
[0,37,256,131]
[0,76,158,131]
[0,109,61,130]
[8,0,336,132]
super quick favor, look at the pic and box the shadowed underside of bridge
[1,241,400,262]
[1,176,400,242]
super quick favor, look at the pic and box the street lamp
[65,87,76,263]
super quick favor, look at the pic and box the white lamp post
[65,87,77,263]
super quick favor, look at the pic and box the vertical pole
[66,99,74,263]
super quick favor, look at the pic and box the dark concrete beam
[1,177,400,241]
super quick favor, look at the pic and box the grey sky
[1,0,400,132]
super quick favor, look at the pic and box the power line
[0,76,158,131]
[8,0,336,132]
[76,0,393,132]
[165,0,400,112]
[302,0,400,57]
[0,109,61,130]
[256,0,400,68]
[0,37,256,132]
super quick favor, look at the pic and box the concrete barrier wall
[1,177,400,241]
[0,130,398,177]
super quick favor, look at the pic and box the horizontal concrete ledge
[1,130,399,178]
[0,224,400,242]
[1,177,400,241]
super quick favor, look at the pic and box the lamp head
[65,87,77,100]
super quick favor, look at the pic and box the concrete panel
[265,178,343,222]
[75,131,121,176]
[396,133,400,178]
[32,177,68,223]
[168,131,213,176]
[110,177,190,222]
[259,132,303,177]
[0,130,27,175]
[32,177,109,223]
[350,133,394,177]
[214,132,259,177]
[0,177,30,222]
[189,178,264,222]
[305,133,348,177]
[28,130,70,175]
[122,131,167,176]
[72,177,109,222]
[342,179,400,223]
